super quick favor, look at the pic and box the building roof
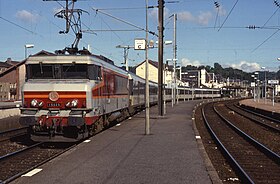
[32,50,56,56]
[0,58,20,69]
[135,59,173,71]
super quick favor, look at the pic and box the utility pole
[158,0,164,116]
[116,45,134,71]
[173,13,178,104]
[145,0,150,135]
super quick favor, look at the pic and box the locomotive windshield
[26,63,101,80]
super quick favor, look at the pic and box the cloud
[149,7,170,20]
[227,61,260,72]
[197,11,213,25]
[181,58,202,67]
[177,11,194,22]
[177,11,213,25]
[15,10,39,23]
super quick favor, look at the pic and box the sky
[1,0,280,72]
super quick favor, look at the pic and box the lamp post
[254,72,259,102]
[116,45,134,71]
[25,44,34,58]
[261,67,267,104]
[145,0,150,135]
[251,74,256,101]
[167,58,177,107]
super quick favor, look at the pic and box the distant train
[19,53,220,141]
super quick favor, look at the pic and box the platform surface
[12,101,213,184]
[239,98,280,113]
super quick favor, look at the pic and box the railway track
[217,101,280,155]
[226,101,280,133]
[0,141,75,183]
[0,127,28,142]
[201,101,280,183]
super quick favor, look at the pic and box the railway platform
[11,100,220,184]
[239,98,280,114]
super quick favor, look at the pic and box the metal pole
[163,66,166,114]
[254,84,256,101]
[158,0,164,116]
[125,48,129,71]
[173,14,178,104]
[25,47,27,59]
[264,70,267,104]
[273,85,275,106]
[145,0,150,135]
[173,59,175,106]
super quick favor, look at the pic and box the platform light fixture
[25,44,34,58]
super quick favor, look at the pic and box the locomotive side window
[88,65,101,80]
[115,75,128,95]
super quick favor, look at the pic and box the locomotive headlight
[71,99,78,107]
[38,101,44,107]
[30,99,44,108]
[30,99,38,107]
[65,99,78,108]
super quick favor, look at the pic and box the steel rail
[201,106,254,184]
[0,127,27,136]
[0,142,43,161]
[214,106,280,165]
[225,103,280,133]
[2,143,77,184]
[0,127,28,142]
[237,103,280,125]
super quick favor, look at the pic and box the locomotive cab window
[26,63,101,80]
[62,64,87,79]
[27,64,54,79]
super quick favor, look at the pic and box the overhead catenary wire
[0,16,42,37]
[218,0,239,32]
[252,28,280,53]
[261,6,280,28]
[92,7,158,37]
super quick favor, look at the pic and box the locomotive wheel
[93,116,104,134]
[87,125,94,137]
[103,114,110,128]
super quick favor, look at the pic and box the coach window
[88,64,102,80]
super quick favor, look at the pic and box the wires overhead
[252,29,280,53]
[274,0,280,7]
[0,16,42,36]
[92,7,158,37]
[218,0,239,32]
[251,1,280,52]
[213,1,220,29]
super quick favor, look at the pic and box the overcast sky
[1,0,280,72]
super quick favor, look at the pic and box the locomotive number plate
[47,103,61,107]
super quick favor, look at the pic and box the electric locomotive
[20,53,137,141]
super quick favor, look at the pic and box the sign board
[268,80,279,85]
[250,82,255,87]
[134,39,146,50]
